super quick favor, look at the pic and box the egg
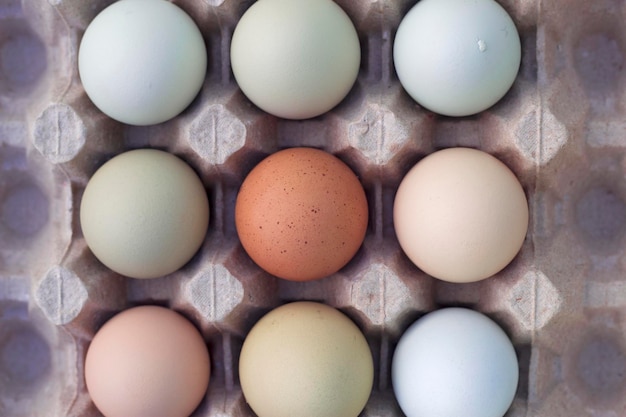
[85,306,211,417]
[239,302,374,417]
[392,308,519,417]
[80,149,209,279]
[230,0,360,119]
[78,0,207,125]
[235,147,368,281]
[393,0,521,116]
[393,147,528,283]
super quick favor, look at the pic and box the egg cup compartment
[2,0,626,416]
[0,145,71,281]
[529,146,626,416]
[0,18,46,101]
[0,299,51,415]
[0,294,80,417]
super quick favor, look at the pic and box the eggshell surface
[85,306,211,417]
[80,149,209,279]
[392,308,519,417]
[239,302,374,417]
[393,147,528,283]
[230,0,360,119]
[393,0,521,116]
[235,147,368,281]
[78,0,207,125]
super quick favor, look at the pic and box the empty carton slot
[568,329,626,407]
[0,19,46,96]
[0,301,52,414]
[575,182,626,251]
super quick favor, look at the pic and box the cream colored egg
[80,149,209,279]
[230,0,360,119]
[239,302,374,417]
[393,148,528,283]
[85,306,211,417]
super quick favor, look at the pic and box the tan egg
[235,147,368,281]
[393,147,529,283]
[85,306,210,417]
[239,302,374,417]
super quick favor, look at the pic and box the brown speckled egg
[235,147,368,281]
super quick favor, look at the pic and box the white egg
[393,0,521,116]
[392,308,519,417]
[230,0,360,120]
[78,0,207,126]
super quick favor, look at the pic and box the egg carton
[1,0,625,416]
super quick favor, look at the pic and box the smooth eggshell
[239,302,374,417]
[85,306,211,417]
[80,149,209,279]
[393,0,521,116]
[392,308,519,417]
[78,0,207,125]
[235,147,368,281]
[230,0,360,119]
[393,147,528,283]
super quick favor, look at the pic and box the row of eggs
[80,146,529,283]
[86,303,519,417]
[78,0,522,124]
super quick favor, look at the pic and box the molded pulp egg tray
[1,0,626,416]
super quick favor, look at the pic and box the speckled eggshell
[235,147,368,281]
